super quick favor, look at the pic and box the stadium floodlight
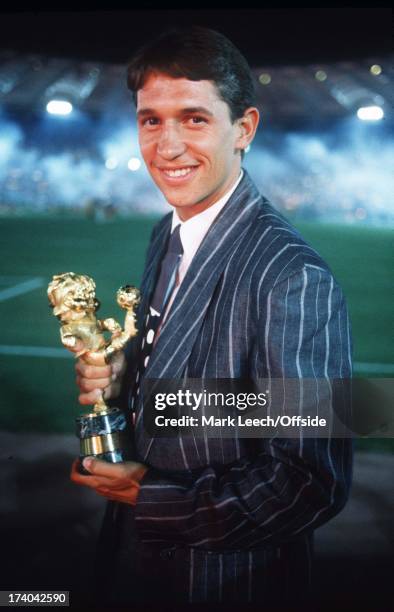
[46,99,73,116]
[127,157,141,171]
[356,106,384,121]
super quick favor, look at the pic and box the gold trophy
[48,272,140,472]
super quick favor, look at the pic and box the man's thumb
[82,456,94,472]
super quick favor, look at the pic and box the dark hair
[127,26,256,123]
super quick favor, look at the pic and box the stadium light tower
[46,99,73,116]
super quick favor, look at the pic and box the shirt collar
[170,170,244,266]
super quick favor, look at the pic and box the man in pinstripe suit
[70,27,353,606]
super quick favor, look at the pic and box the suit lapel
[138,215,172,319]
[144,171,262,379]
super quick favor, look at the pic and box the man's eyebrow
[137,108,156,118]
[180,107,214,117]
[137,106,214,118]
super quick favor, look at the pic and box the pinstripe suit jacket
[99,170,353,606]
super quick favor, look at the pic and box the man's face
[136,73,243,220]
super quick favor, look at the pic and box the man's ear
[235,107,260,152]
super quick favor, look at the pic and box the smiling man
[136,73,257,219]
[70,27,353,607]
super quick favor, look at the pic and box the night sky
[0,8,392,65]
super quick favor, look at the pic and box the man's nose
[157,124,186,159]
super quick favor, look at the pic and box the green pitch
[0,216,392,452]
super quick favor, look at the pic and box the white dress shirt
[160,169,244,325]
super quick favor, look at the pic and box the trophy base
[76,406,130,475]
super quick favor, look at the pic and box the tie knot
[168,224,183,256]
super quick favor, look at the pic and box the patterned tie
[129,225,183,411]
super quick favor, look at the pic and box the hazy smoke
[0,111,392,225]
[244,121,394,224]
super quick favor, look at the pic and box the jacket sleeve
[133,265,353,550]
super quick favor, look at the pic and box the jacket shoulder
[250,196,334,287]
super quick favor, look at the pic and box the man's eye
[188,116,207,125]
[142,117,159,126]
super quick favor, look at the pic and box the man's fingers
[82,458,148,483]
[70,458,98,486]
[78,389,103,405]
[81,351,107,367]
[70,459,115,488]
[77,376,111,393]
[70,458,147,506]
[82,457,128,478]
[76,361,112,380]
[73,352,124,405]
[77,382,120,405]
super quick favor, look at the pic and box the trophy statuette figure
[48,272,140,472]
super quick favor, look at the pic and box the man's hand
[71,457,148,505]
[71,340,126,405]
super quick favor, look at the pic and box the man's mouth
[156,165,199,182]
[165,167,193,177]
